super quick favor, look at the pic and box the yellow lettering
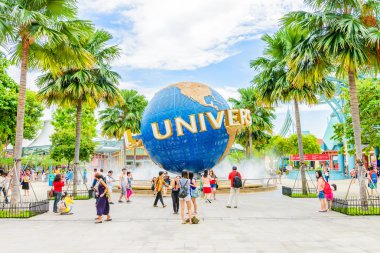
[198,113,207,132]
[239,109,251,125]
[225,109,239,127]
[151,120,173,140]
[175,115,198,137]
[205,111,225,129]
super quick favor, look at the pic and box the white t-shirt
[106,175,114,189]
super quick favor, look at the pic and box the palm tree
[285,0,380,201]
[0,0,93,204]
[38,29,121,193]
[251,27,335,194]
[99,89,148,167]
[228,87,275,158]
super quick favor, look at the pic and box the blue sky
[9,0,332,138]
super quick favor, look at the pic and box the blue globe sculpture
[140,82,236,174]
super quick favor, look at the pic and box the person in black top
[170,176,180,214]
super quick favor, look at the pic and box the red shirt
[53,181,65,192]
[228,171,241,187]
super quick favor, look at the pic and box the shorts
[121,186,127,195]
[325,193,333,201]
[318,191,325,199]
[203,187,211,194]
[179,195,191,202]
[210,184,216,189]
[22,182,29,190]
[369,183,377,189]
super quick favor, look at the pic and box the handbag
[191,187,200,198]
[49,188,54,198]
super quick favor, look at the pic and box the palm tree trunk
[73,98,83,195]
[11,39,30,205]
[348,70,367,203]
[123,134,127,168]
[294,99,307,194]
[248,128,253,159]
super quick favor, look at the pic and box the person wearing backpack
[368,166,378,195]
[316,170,327,212]
[179,170,192,224]
[227,166,242,208]
[59,192,75,215]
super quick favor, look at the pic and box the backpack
[178,180,189,198]
[323,181,332,195]
[371,172,378,184]
[57,200,66,213]
[233,172,242,188]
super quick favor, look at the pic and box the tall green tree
[38,29,121,193]
[50,107,97,166]
[99,89,148,167]
[333,78,380,155]
[0,0,93,203]
[251,27,335,194]
[228,87,275,158]
[0,55,43,153]
[287,134,321,155]
[285,0,380,200]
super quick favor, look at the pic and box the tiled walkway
[1,188,378,253]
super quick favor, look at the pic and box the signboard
[290,154,330,161]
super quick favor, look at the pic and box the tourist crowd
[151,166,242,224]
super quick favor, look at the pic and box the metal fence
[282,186,317,198]
[332,196,380,215]
[0,200,49,218]
[47,189,94,200]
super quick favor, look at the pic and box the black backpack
[233,172,242,188]
[178,180,189,198]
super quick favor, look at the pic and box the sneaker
[118,200,123,203]
[153,205,158,207]
[163,204,167,208]
[234,206,238,208]
[126,200,131,203]
[109,202,114,205]
[226,206,231,208]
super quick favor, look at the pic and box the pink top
[317,178,325,192]
[202,175,211,187]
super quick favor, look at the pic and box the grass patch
[286,193,318,198]
[332,206,380,216]
[0,210,37,218]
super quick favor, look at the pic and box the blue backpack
[371,172,377,184]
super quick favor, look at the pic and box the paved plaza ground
[1,180,379,253]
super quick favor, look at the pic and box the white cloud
[79,0,306,70]
[119,81,163,100]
